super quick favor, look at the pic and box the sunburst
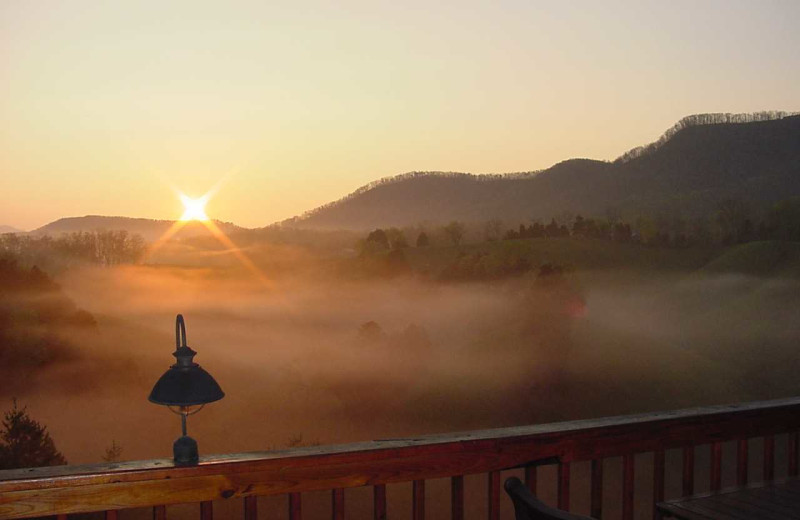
[143,184,270,287]
[179,194,210,222]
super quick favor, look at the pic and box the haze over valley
[2,2,800,516]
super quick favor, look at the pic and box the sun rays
[145,184,271,287]
[179,194,209,222]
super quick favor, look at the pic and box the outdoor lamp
[149,314,224,465]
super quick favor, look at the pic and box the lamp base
[173,435,199,465]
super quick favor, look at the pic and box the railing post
[623,454,634,520]
[710,442,722,491]
[682,446,694,496]
[590,459,603,519]
[288,493,302,520]
[332,489,344,520]
[525,465,536,493]
[737,439,749,486]
[653,450,665,520]
[413,480,425,520]
[488,471,500,520]
[764,435,775,480]
[557,462,570,511]
[244,496,257,520]
[451,475,464,520]
[373,485,385,520]
[200,501,213,520]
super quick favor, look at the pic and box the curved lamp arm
[175,314,187,348]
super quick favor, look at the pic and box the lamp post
[149,314,224,465]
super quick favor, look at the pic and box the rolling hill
[32,216,245,242]
[285,112,800,230]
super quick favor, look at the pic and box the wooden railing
[1,397,800,519]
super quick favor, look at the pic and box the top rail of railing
[1,396,800,518]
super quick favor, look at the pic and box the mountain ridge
[32,215,246,242]
[284,112,800,230]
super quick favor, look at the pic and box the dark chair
[504,477,595,520]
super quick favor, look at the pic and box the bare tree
[443,221,465,246]
[484,219,503,242]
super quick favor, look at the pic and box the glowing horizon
[2,1,799,230]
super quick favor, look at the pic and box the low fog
[3,249,799,466]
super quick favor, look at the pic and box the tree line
[359,196,800,256]
[0,230,146,272]
[615,111,797,163]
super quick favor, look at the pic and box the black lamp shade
[148,362,224,406]
[149,316,224,407]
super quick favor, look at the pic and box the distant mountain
[0,225,22,234]
[32,216,245,242]
[285,112,800,229]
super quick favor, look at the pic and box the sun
[179,194,210,221]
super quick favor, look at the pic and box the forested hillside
[287,113,800,230]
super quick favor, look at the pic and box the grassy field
[699,241,800,278]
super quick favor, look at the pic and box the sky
[1,0,799,230]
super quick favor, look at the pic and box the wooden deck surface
[658,478,800,520]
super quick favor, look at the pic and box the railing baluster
[332,489,344,520]
[153,505,167,520]
[682,446,694,496]
[557,462,570,511]
[57,515,68,520]
[790,432,799,477]
[710,442,722,491]
[373,485,385,520]
[653,450,665,520]
[200,501,213,520]
[737,438,748,486]
[488,471,500,520]
[105,511,118,520]
[451,475,464,520]
[244,496,257,520]
[623,454,634,520]
[524,465,536,493]
[290,492,302,520]
[590,459,603,519]
[412,480,425,520]
[764,434,775,481]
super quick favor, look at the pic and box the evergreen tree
[0,400,67,469]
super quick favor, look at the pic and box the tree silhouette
[102,439,123,462]
[416,232,430,247]
[0,400,66,469]
[443,221,465,246]
[365,229,389,249]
